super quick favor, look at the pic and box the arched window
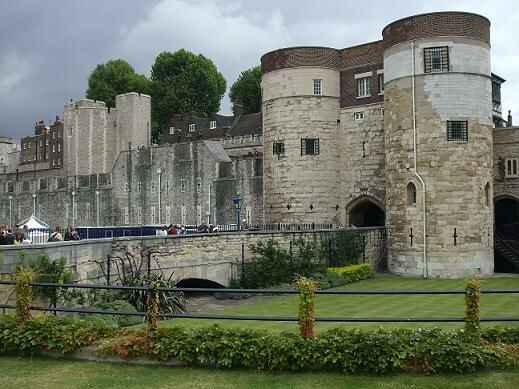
[485,182,490,207]
[407,182,417,206]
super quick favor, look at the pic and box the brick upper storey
[261,11,490,109]
[382,12,490,49]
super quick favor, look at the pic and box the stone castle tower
[383,13,494,277]
[63,92,151,176]
[261,12,495,277]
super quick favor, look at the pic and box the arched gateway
[346,196,385,227]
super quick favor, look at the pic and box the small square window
[188,124,196,132]
[210,121,217,129]
[505,158,519,178]
[447,121,468,142]
[301,138,320,156]
[313,79,322,96]
[273,142,285,157]
[424,47,449,73]
[356,77,371,98]
[354,112,365,121]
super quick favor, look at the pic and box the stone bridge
[0,228,386,287]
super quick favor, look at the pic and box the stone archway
[494,195,519,273]
[346,196,385,227]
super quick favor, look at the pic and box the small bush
[92,300,142,327]
[328,264,373,283]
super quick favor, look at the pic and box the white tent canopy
[16,214,49,230]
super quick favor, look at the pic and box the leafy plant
[294,276,318,339]
[19,255,72,308]
[328,264,373,283]
[15,268,33,326]
[465,277,481,341]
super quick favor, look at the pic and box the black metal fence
[1,279,519,324]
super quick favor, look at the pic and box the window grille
[354,112,365,121]
[301,138,320,156]
[313,79,322,96]
[447,121,468,142]
[424,47,449,73]
[273,142,285,156]
[188,124,196,132]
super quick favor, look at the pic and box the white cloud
[0,53,32,93]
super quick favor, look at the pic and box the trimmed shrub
[328,264,373,283]
[0,315,115,355]
[465,278,481,341]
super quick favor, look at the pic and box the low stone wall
[0,228,386,286]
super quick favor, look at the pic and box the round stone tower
[261,47,342,224]
[383,12,494,277]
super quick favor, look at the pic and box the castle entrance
[494,196,519,273]
[347,196,385,227]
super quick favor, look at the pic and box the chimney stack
[508,110,513,127]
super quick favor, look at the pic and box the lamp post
[71,191,76,226]
[32,193,36,216]
[8,195,13,228]
[95,190,100,226]
[232,193,242,230]
[156,168,162,224]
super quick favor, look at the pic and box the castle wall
[494,127,519,200]
[339,103,385,224]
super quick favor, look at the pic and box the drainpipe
[411,41,428,278]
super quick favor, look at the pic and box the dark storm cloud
[1,0,518,138]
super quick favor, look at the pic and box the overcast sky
[1,0,518,138]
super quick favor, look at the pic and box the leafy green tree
[150,49,227,130]
[86,59,151,108]
[229,66,262,115]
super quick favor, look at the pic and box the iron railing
[1,279,519,323]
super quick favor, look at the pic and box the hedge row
[0,315,115,354]
[100,326,519,374]
[2,315,519,375]
[328,264,373,284]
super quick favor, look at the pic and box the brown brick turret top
[382,12,490,49]
[261,47,342,75]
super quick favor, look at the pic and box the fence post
[147,250,152,280]
[106,256,111,286]
[241,243,245,284]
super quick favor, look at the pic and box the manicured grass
[1,356,519,389]
[163,274,519,332]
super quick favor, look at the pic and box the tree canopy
[151,49,227,130]
[229,66,262,115]
[86,59,151,108]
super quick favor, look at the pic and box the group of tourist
[156,224,219,236]
[0,225,31,245]
[47,226,81,242]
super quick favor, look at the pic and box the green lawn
[1,356,519,389]
[163,275,519,332]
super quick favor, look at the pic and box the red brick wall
[383,12,490,49]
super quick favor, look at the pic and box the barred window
[505,159,519,178]
[210,120,217,129]
[313,79,322,96]
[424,47,449,73]
[301,138,320,156]
[356,77,371,98]
[447,121,468,142]
[273,142,285,156]
[188,123,196,132]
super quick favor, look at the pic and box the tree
[229,66,262,115]
[150,49,227,130]
[86,59,151,108]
